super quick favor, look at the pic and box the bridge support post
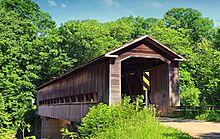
[41,116,70,139]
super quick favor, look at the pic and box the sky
[33,0,220,27]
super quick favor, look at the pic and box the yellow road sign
[143,71,150,90]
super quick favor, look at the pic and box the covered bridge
[37,35,184,138]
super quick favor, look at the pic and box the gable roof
[105,35,185,61]
[38,35,185,90]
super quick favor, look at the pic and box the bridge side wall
[37,61,109,122]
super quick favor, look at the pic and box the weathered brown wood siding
[109,59,121,104]
[38,62,109,103]
[37,61,109,121]
[38,102,96,122]
[169,62,180,106]
[150,63,170,114]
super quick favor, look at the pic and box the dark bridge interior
[121,57,165,102]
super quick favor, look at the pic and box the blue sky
[33,0,220,27]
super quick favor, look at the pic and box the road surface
[159,117,220,139]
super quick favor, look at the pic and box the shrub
[78,103,114,138]
[78,96,192,139]
[196,109,220,121]
[78,97,140,138]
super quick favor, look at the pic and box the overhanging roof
[105,35,185,61]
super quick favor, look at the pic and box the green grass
[78,97,192,139]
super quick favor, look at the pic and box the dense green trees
[0,7,37,130]
[0,0,219,133]
[0,0,73,132]
[59,20,120,65]
[164,8,214,42]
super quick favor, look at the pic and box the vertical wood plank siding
[150,64,170,114]
[109,59,121,104]
[169,62,180,106]
[37,62,109,103]
[38,103,96,123]
[37,62,109,121]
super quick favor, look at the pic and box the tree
[164,8,214,42]
[190,39,220,105]
[0,0,73,132]
[0,0,55,32]
[213,26,220,50]
[32,28,76,85]
[59,20,120,65]
[0,8,37,130]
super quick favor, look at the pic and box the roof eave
[37,55,109,90]
[173,58,186,62]
[105,35,149,56]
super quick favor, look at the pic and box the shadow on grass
[162,132,194,139]
[159,117,220,124]
[159,117,198,123]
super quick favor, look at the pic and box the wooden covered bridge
[37,35,184,138]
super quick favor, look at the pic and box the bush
[78,96,192,139]
[78,97,141,138]
[180,85,201,106]
[196,109,220,121]
[78,103,115,138]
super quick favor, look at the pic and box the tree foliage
[59,20,120,65]
[0,0,55,32]
[0,0,73,132]
[164,8,214,42]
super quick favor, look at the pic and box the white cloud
[104,0,119,7]
[152,2,163,8]
[105,0,113,6]
[61,3,66,8]
[48,0,57,7]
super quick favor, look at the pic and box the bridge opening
[121,57,165,104]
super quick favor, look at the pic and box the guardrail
[172,106,220,112]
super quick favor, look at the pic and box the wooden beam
[136,67,143,82]
[124,71,135,102]
[83,94,87,102]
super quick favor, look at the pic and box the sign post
[143,71,150,107]
[145,90,148,107]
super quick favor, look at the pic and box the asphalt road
[159,117,220,139]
